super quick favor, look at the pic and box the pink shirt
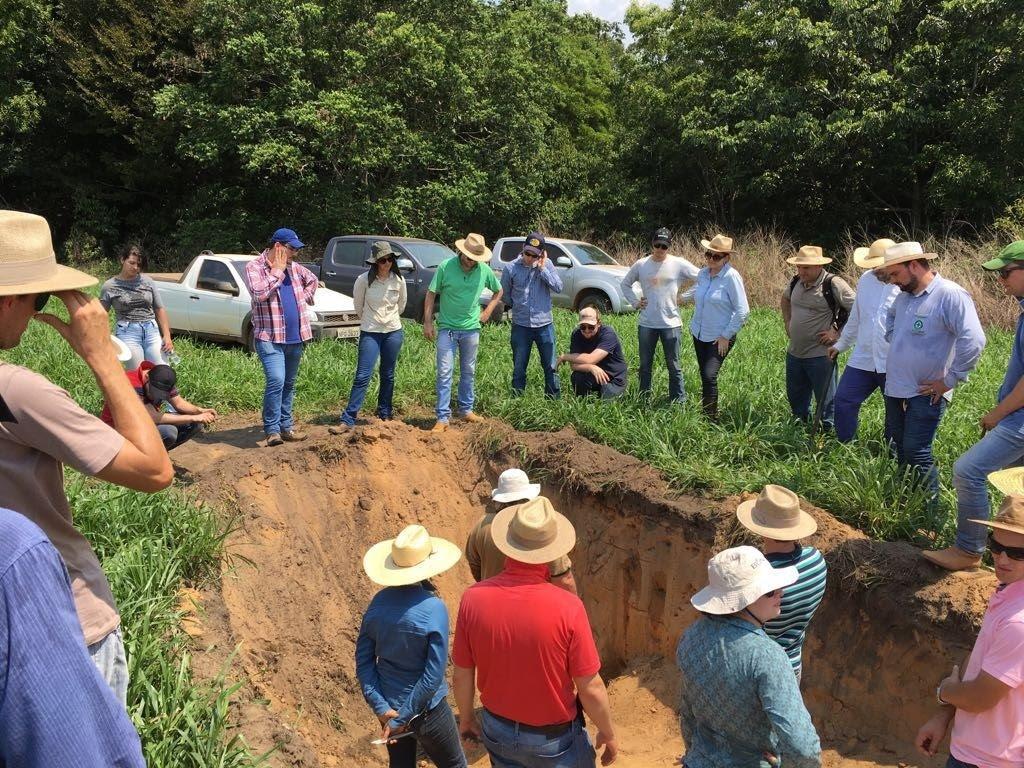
[951,580,1024,768]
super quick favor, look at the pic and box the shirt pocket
[910,311,930,336]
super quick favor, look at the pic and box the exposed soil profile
[173,416,996,768]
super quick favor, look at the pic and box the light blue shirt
[995,299,1024,433]
[884,274,986,399]
[833,271,899,373]
[689,263,750,341]
[500,256,563,328]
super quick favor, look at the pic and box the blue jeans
[436,329,480,422]
[157,421,202,451]
[480,709,596,768]
[510,323,560,397]
[884,394,948,510]
[946,755,978,768]
[570,371,626,400]
[786,353,837,428]
[834,366,888,443]
[115,319,165,365]
[953,423,1024,554]
[342,329,404,425]
[255,340,304,435]
[638,326,684,402]
[88,628,128,707]
[386,700,466,768]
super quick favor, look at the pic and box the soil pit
[174,417,995,768]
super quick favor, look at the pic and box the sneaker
[922,546,982,572]
[266,433,284,447]
[431,421,448,433]
[281,429,306,442]
[327,424,351,435]
[459,412,485,423]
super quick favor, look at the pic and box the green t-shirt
[428,257,501,330]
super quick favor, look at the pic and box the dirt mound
[174,416,995,768]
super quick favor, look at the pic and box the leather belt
[484,709,575,737]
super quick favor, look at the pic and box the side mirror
[198,278,239,296]
[395,257,415,272]
[554,256,572,268]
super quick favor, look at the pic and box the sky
[566,0,672,25]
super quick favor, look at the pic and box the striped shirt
[764,546,827,676]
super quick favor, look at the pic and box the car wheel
[577,291,612,314]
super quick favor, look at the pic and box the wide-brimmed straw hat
[454,233,492,263]
[691,546,799,615]
[363,524,462,586]
[853,238,897,270]
[988,467,1024,496]
[883,241,938,267]
[491,468,541,504]
[736,485,818,541]
[786,245,831,266]
[0,210,97,296]
[969,494,1024,537]
[700,234,735,254]
[491,496,575,564]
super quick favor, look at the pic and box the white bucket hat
[362,524,462,586]
[492,468,541,504]
[691,546,799,615]
[0,210,97,296]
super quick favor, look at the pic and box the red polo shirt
[452,559,601,726]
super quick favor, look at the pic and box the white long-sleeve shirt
[832,270,899,373]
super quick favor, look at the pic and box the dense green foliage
[3,0,1023,257]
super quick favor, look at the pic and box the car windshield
[404,242,458,268]
[562,242,619,266]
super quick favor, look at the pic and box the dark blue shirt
[996,298,1024,433]
[280,271,302,344]
[355,584,450,728]
[0,509,145,768]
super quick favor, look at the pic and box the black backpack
[788,273,850,331]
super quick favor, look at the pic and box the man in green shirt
[423,233,503,432]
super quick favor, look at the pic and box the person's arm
[246,254,286,303]
[392,607,449,727]
[677,259,700,303]
[155,307,174,353]
[352,274,367,317]
[722,272,750,338]
[539,257,563,292]
[480,268,503,323]
[397,277,408,315]
[500,265,513,308]
[575,673,618,765]
[354,616,393,717]
[834,276,856,311]
[915,651,971,756]
[152,404,214,426]
[832,293,861,354]
[166,394,200,416]
[620,262,641,308]
[453,665,480,739]
[559,348,610,367]
[781,291,792,338]
[942,292,987,391]
[756,647,821,768]
[938,624,1023,714]
[423,289,437,340]
[983,375,1024,430]
[297,263,319,303]
[884,301,896,344]
[465,529,482,582]
[34,291,172,492]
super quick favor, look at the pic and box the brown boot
[922,546,982,572]
[430,421,448,433]
[459,412,485,423]
[281,429,306,442]
[327,424,350,435]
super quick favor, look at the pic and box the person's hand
[202,407,219,417]
[162,336,175,354]
[596,731,618,765]
[591,365,610,385]
[915,712,953,756]
[537,252,546,269]
[318,280,325,289]
[270,244,289,272]
[556,355,567,368]
[716,336,731,356]
[940,664,961,692]
[826,346,839,361]
[918,379,951,405]
[458,713,481,742]
[377,709,399,729]
[980,408,1002,433]
[762,752,781,767]
[193,412,217,424]
[816,328,839,345]
[423,319,436,342]
[480,307,493,324]
[638,297,648,310]
[35,291,119,371]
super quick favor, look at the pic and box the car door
[322,239,368,296]
[545,243,575,308]
[390,242,427,320]
[187,259,246,337]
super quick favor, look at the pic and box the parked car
[151,252,361,351]
[489,237,638,314]
[306,235,503,323]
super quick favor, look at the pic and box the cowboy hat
[490,496,575,564]
[969,494,1024,537]
[736,485,818,541]
[0,210,97,296]
[883,241,938,267]
[691,546,799,615]
[700,234,736,254]
[454,233,492,263]
[492,468,541,504]
[853,238,897,270]
[362,524,462,586]
[786,245,831,266]
[988,467,1024,496]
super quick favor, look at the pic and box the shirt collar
[914,273,941,297]
[994,579,1024,597]
[502,558,552,582]
[802,270,827,289]
[1017,297,1024,311]
[709,613,767,637]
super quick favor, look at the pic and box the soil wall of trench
[177,419,995,768]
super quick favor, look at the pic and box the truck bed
[148,272,184,283]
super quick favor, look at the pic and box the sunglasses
[705,252,727,261]
[376,256,395,263]
[988,532,1024,561]
[652,243,669,250]
[579,323,597,331]
[996,265,1024,279]
[763,589,780,598]
[34,292,52,312]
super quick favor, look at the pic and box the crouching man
[556,307,628,400]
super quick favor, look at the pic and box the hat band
[752,507,800,529]
[0,255,58,286]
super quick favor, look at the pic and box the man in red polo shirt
[453,496,618,767]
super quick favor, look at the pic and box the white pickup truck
[152,252,361,350]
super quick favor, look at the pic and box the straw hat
[988,467,1024,496]
[454,233,492,263]
[883,241,938,268]
[362,524,462,586]
[700,234,735,254]
[969,494,1024,537]
[491,468,541,504]
[736,485,818,541]
[786,245,831,266]
[691,546,799,615]
[853,238,897,270]
[0,210,97,296]
[490,496,576,564]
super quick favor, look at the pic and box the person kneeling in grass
[556,307,628,400]
[736,485,827,683]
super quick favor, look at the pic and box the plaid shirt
[245,252,319,343]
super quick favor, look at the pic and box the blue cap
[269,228,304,249]
[523,232,545,256]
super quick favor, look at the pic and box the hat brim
[987,467,1024,496]
[490,505,576,564]
[365,255,397,265]
[853,247,884,269]
[455,239,492,263]
[700,239,735,254]
[690,564,799,615]
[786,256,832,266]
[981,256,1017,271]
[0,263,98,297]
[492,484,541,504]
[884,253,938,267]
[736,499,818,540]
[967,518,1024,537]
[362,537,462,586]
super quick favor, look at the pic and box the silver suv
[489,237,638,314]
